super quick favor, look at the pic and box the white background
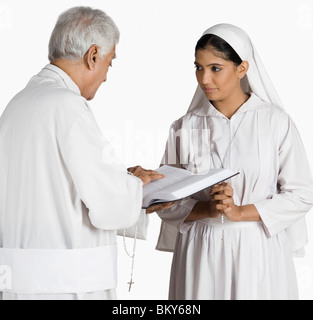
[1,0,313,300]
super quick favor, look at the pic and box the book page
[142,166,239,209]
[142,166,192,203]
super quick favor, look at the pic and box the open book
[142,165,239,209]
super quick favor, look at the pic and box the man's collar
[39,64,82,96]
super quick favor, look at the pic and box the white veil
[187,23,283,113]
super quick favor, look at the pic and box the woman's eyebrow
[194,61,224,67]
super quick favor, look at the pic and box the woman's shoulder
[250,93,290,120]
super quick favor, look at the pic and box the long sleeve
[254,115,313,237]
[61,105,143,231]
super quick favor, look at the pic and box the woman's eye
[195,64,203,71]
[212,66,221,72]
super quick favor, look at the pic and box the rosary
[212,112,247,245]
[221,213,225,244]
[123,226,138,292]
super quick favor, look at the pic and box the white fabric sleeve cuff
[253,201,274,237]
[157,198,198,233]
[117,209,149,240]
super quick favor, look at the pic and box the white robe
[157,93,313,300]
[0,64,145,300]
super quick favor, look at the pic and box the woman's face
[195,48,243,103]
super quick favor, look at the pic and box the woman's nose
[198,70,213,86]
[201,70,213,85]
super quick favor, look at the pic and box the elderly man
[0,7,169,300]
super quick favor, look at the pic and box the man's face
[84,45,116,100]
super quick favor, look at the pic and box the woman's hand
[210,182,261,222]
[185,183,233,222]
[186,183,260,222]
[210,182,242,221]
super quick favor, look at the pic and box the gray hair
[48,6,120,62]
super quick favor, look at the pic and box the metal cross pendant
[128,279,134,292]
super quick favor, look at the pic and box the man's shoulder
[51,87,86,109]
[45,86,89,125]
[25,75,87,113]
[4,76,88,129]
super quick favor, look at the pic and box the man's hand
[127,165,165,187]
[128,166,178,214]
[146,201,178,214]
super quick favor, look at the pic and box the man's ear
[238,60,249,80]
[85,45,99,70]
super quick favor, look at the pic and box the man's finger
[146,201,177,214]
[147,173,165,181]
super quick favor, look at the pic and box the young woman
[156,24,313,300]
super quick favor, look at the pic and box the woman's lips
[203,87,217,93]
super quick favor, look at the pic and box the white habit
[157,93,313,299]
[156,24,313,300]
[0,64,145,300]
